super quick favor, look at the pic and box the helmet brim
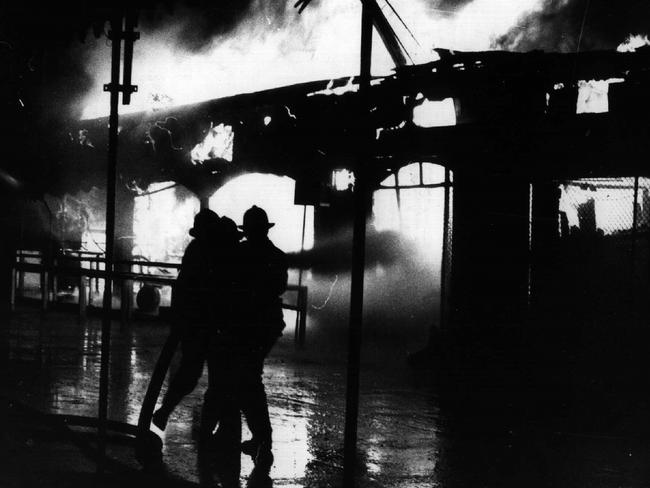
[238,222,275,230]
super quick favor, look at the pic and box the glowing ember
[190,123,234,164]
[307,77,359,97]
[617,34,650,52]
[80,0,546,119]
[412,97,456,128]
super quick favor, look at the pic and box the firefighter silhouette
[202,205,287,473]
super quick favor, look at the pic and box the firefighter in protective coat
[152,208,222,430]
[203,205,287,472]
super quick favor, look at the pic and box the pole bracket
[103,83,138,94]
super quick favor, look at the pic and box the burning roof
[59,46,650,198]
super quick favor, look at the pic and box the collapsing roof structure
[56,46,650,199]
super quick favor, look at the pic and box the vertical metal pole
[18,253,24,294]
[395,183,403,231]
[631,176,639,324]
[122,10,138,106]
[633,176,639,232]
[10,267,16,312]
[97,14,123,473]
[527,183,534,310]
[18,206,25,294]
[439,169,451,333]
[40,270,49,311]
[95,257,100,293]
[296,205,308,343]
[343,4,373,486]
[79,275,87,320]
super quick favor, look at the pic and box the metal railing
[12,250,309,344]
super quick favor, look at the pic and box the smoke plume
[495,0,650,52]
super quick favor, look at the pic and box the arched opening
[367,161,453,344]
[373,162,450,264]
[209,173,315,335]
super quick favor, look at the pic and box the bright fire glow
[617,34,650,52]
[373,162,447,262]
[575,79,625,114]
[559,178,650,235]
[133,183,200,262]
[331,169,355,191]
[307,77,359,97]
[80,0,546,119]
[190,123,234,164]
[576,80,610,114]
[412,97,456,127]
[209,173,314,253]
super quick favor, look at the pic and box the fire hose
[1,328,183,474]
[134,328,181,469]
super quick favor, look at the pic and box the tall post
[527,183,533,311]
[631,175,639,324]
[439,168,451,332]
[343,4,373,486]
[296,205,308,343]
[97,13,124,473]
[632,176,639,235]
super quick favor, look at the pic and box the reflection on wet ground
[2,307,650,487]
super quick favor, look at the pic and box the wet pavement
[2,306,650,487]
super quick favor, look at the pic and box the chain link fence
[531,176,649,327]
[558,177,650,237]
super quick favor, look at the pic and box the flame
[307,77,359,97]
[133,183,199,262]
[331,169,355,191]
[190,123,234,164]
[575,78,624,114]
[412,97,456,127]
[617,34,650,52]
[576,80,610,114]
[80,0,546,120]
